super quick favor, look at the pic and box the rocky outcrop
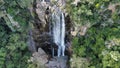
[71,24,90,36]
[29,48,48,68]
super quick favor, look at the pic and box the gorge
[1,0,120,68]
[28,0,72,67]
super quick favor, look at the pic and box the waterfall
[52,7,65,57]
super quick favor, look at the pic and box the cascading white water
[52,7,65,57]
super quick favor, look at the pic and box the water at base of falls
[51,7,65,57]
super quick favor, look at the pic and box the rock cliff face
[27,0,72,67]
[29,0,72,57]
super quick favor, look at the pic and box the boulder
[30,48,48,67]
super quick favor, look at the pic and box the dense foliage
[72,24,120,68]
[67,0,120,68]
[0,0,32,68]
[67,0,120,26]
[0,22,30,68]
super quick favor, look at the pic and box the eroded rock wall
[30,0,72,56]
